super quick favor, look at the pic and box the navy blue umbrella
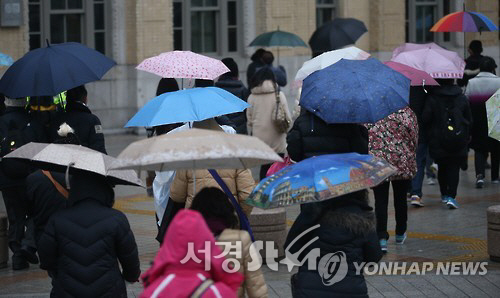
[0,42,116,98]
[300,58,410,124]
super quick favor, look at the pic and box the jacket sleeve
[235,169,255,217]
[169,170,188,204]
[462,96,473,126]
[286,118,303,162]
[246,96,254,136]
[241,231,269,298]
[37,218,58,272]
[87,115,107,154]
[362,230,383,263]
[115,213,141,282]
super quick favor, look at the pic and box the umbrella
[248,28,308,65]
[3,143,143,187]
[0,42,116,98]
[391,42,443,59]
[110,128,283,172]
[300,58,410,124]
[245,153,396,209]
[125,87,250,128]
[136,51,229,80]
[486,89,500,141]
[391,43,465,79]
[0,52,13,66]
[294,46,370,82]
[384,61,439,86]
[309,18,367,54]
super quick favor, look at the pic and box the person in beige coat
[191,187,268,298]
[169,118,255,217]
[247,67,292,180]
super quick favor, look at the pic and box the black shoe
[12,254,29,270]
[20,246,39,265]
[460,159,468,171]
[476,175,485,189]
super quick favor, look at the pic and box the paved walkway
[1,134,499,297]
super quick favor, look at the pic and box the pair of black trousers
[373,180,410,240]
[435,157,461,199]
[1,186,35,253]
[474,138,500,181]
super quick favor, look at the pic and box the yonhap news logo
[318,251,348,286]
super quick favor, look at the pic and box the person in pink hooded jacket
[140,209,243,298]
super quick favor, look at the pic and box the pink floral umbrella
[136,51,230,80]
[384,61,439,86]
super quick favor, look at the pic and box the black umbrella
[309,18,367,55]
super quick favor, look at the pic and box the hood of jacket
[66,100,91,114]
[250,80,276,95]
[69,172,114,207]
[431,85,463,97]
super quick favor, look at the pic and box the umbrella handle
[422,79,428,94]
[65,162,75,190]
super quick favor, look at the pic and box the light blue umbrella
[125,87,250,127]
[0,52,13,66]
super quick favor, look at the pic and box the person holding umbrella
[458,40,484,87]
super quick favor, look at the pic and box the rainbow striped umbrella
[430,11,498,32]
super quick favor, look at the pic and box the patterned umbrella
[486,89,500,141]
[430,11,498,32]
[136,51,230,80]
[245,153,396,209]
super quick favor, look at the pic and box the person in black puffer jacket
[38,172,140,298]
[287,109,368,162]
[286,191,382,298]
[215,57,250,134]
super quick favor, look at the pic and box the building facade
[0,0,499,131]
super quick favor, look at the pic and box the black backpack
[0,120,33,179]
[439,97,470,153]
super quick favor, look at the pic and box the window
[28,0,109,54]
[316,0,336,28]
[406,0,451,43]
[173,0,241,54]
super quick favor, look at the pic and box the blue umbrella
[125,87,250,127]
[300,58,411,123]
[0,42,116,98]
[0,52,13,66]
[245,153,396,209]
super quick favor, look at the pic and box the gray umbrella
[3,142,143,187]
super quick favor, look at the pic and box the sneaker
[426,178,436,185]
[395,233,407,245]
[492,179,499,184]
[410,195,424,207]
[20,246,39,265]
[12,254,29,270]
[441,196,448,203]
[476,175,485,189]
[430,163,438,174]
[379,239,388,253]
[446,197,459,209]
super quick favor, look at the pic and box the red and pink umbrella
[384,61,439,86]
[136,51,230,80]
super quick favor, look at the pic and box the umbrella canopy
[486,89,500,141]
[294,46,370,81]
[309,18,367,53]
[430,11,498,32]
[110,128,283,172]
[248,30,308,47]
[391,42,442,59]
[136,51,230,80]
[245,153,396,209]
[3,143,143,187]
[384,61,439,86]
[0,52,13,66]
[300,58,411,124]
[391,43,465,79]
[0,42,116,98]
[125,87,249,128]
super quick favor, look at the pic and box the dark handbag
[208,169,255,241]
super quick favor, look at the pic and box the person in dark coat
[0,97,46,270]
[260,51,287,87]
[215,57,250,134]
[458,40,484,87]
[50,85,107,154]
[287,109,368,162]
[38,172,140,298]
[285,191,382,298]
[247,48,266,87]
[423,80,472,209]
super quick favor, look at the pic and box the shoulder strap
[42,170,69,199]
[208,169,254,241]
[190,279,214,298]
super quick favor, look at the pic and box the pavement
[1,133,500,297]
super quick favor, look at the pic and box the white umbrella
[110,128,283,172]
[3,143,143,187]
[294,46,370,82]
